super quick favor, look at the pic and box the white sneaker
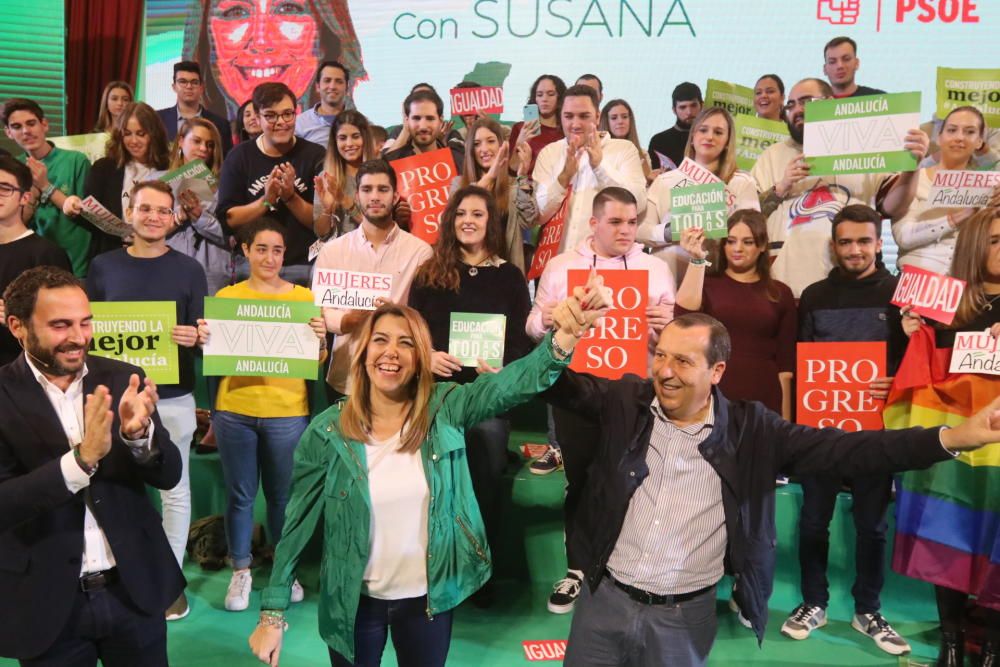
[290,578,304,603]
[780,603,827,640]
[225,569,252,611]
[852,612,911,655]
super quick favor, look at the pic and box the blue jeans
[566,580,717,667]
[212,410,309,569]
[20,578,167,667]
[328,595,452,667]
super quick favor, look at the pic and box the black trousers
[553,405,600,572]
[20,576,167,667]
[797,473,892,614]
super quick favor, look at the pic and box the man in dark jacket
[545,312,1000,667]
[0,266,184,665]
[783,204,910,654]
[156,61,233,157]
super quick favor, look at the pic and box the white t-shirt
[122,161,156,216]
[362,431,430,600]
[752,138,889,297]
[891,168,958,275]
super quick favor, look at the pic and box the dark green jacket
[261,333,568,661]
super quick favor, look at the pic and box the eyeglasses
[135,204,175,218]
[260,110,296,125]
[175,78,202,87]
[784,96,821,113]
[0,183,22,198]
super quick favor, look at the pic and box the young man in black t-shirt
[0,156,70,366]
[647,82,702,171]
[823,36,886,98]
[218,82,325,286]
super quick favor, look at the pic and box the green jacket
[261,332,568,661]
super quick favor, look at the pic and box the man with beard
[295,60,350,147]
[314,159,432,400]
[383,89,464,174]
[751,78,927,297]
[783,204,910,655]
[647,83,702,171]
[0,265,183,666]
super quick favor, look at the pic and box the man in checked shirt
[543,311,1000,667]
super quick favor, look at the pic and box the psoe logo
[895,0,980,23]
[816,0,861,25]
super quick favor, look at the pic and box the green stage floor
[0,423,944,666]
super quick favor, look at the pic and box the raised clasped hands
[552,268,613,337]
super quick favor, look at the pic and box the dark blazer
[0,355,185,660]
[544,371,951,644]
[157,104,233,156]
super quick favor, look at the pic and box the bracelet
[262,199,276,211]
[550,334,572,359]
[73,446,98,477]
[689,258,712,267]
[259,611,288,631]
[39,183,56,205]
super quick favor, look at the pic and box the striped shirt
[606,397,727,595]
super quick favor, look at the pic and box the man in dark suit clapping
[0,266,184,666]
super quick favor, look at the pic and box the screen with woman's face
[208,0,320,109]
[143,0,999,139]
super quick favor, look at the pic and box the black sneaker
[547,571,582,614]
[530,446,563,475]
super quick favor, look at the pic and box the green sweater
[261,332,568,662]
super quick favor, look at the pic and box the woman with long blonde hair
[314,109,377,238]
[166,118,231,294]
[639,106,761,281]
[94,80,133,132]
[249,280,608,666]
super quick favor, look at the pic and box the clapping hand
[119,374,157,440]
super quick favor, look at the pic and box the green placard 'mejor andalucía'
[88,301,179,384]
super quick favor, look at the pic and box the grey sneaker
[852,612,911,655]
[780,603,827,640]
[530,446,563,475]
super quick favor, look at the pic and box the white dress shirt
[532,134,647,254]
[26,356,155,575]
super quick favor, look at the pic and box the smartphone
[523,104,539,123]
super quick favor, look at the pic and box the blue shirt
[294,104,336,146]
[85,248,208,398]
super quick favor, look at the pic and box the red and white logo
[523,640,568,661]
[816,0,861,24]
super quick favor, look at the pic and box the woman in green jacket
[249,280,608,667]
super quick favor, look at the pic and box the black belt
[80,567,118,592]
[605,570,712,605]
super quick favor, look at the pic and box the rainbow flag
[884,324,1000,611]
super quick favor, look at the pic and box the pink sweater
[526,237,677,366]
